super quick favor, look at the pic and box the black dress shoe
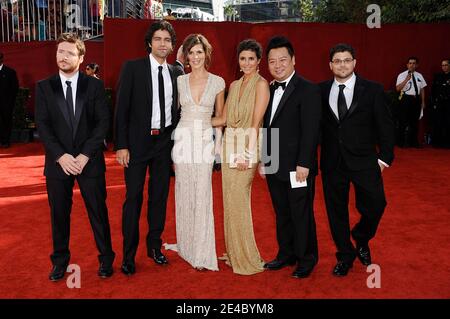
[332,261,353,277]
[356,244,372,266]
[263,258,296,270]
[49,265,67,281]
[149,249,168,265]
[292,265,314,279]
[121,262,136,275]
[98,263,114,278]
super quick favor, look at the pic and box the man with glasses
[319,43,395,276]
[396,57,427,147]
[430,59,450,148]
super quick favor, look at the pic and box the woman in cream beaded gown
[212,39,270,275]
[171,34,225,271]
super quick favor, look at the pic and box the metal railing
[0,0,221,42]
[0,0,123,42]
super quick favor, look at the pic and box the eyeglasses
[332,58,354,65]
[442,64,449,67]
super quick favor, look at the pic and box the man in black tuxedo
[319,43,395,276]
[35,33,115,281]
[0,52,19,148]
[261,36,321,279]
[115,21,183,275]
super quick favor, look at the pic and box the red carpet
[0,142,449,299]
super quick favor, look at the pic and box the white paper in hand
[290,171,307,188]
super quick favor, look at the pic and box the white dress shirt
[59,71,79,114]
[329,72,356,119]
[149,53,173,129]
[396,70,427,96]
[269,70,295,125]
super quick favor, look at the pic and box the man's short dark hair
[144,20,176,53]
[237,39,262,60]
[408,56,419,63]
[265,36,294,58]
[329,43,355,62]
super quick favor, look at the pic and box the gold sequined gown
[221,73,265,275]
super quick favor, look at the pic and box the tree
[315,0,374,23]
[381,0,450,23]
[312,0,450,23]
[224,4,237,21]
[291,0,316,22]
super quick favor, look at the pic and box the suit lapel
[270,74,299,126]
[73,72,87,138]
[325,80,339,123]
[168,64,177,117]
[50,75,72,129]
[346,76,364,118]
[145,57,153,118]
[264,85,276,127]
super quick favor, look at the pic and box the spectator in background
[86,62,100,79]
[0,52,19,148]
[430,59,450,148]
[396,57,427,148]
[165,8,176,20]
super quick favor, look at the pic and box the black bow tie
[273,81,286,90]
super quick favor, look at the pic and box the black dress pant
[122,131,172,263]
[322,160,386,263]
[266,174,318,269]
[431,102,450,147]
[0,103,14,145]
[398,95,421,147]
[46,174,115,267]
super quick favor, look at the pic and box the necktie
[158,66,166,130]
[65,80,75,129]
[411,73,419,97]
[273,81,286,91]
[338,84,348,121]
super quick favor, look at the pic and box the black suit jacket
[0,64,19,108]
[35,72,110,179]
[319,75,395,172]
[262,73,322,181]
[114,57,183,163]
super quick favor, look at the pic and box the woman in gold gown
[212,39,270,275]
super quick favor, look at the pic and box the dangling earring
[240,69,243,72]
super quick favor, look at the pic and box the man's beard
[58,61,76,73]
